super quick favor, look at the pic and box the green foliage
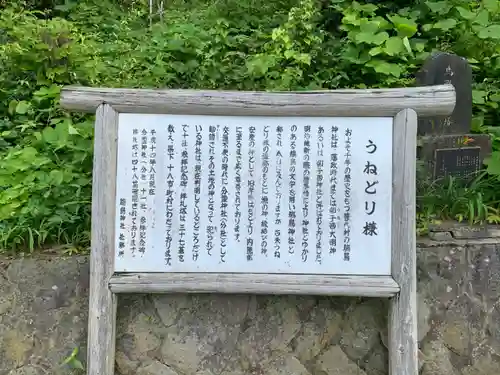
[60,347,85,374]
[0,8,97,251]
[416,171,500,235]
[3,0,500,251]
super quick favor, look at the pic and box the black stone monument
[416,52,491,181]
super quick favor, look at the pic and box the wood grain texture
[389,109,418,375]
[60,85,456,117]
[109,273,400,297]
[87,104,118,375]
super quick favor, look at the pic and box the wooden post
[87,104,118,375]
[390,109,418,375]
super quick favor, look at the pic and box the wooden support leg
[389,109,418,375]
[87,104,119,375]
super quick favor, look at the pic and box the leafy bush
[2,0,500,252]
[0,8,98,250]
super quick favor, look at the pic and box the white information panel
[114,114,393,275]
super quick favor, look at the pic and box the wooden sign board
[114,114,393,275]
[60,84,456,375]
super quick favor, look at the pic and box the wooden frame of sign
[60,84,456,375]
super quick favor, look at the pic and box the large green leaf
[425,1,452,14]
[355,31,389,45]
[433,19,457,31]
[456,7,476,20]
[384,37,404,56]
[366,60,402,77]
[478,25,500,40]
[387,15,418,38]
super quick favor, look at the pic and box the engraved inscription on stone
[416,52,472,136]
[416,52,491,181]
[114,114,393,276]
[434,147,481,180]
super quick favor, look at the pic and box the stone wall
[2,225,500,375]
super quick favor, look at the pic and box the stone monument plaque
[416,52,491,180]
[114,114,393,276]
[434,147,481,179]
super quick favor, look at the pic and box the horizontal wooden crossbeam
[109,273,400,297]
[60,84,455,117]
